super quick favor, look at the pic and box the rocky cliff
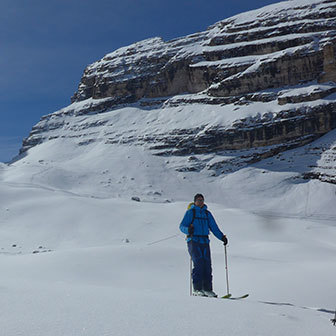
[71,0,336,104]
[20,0,336,183]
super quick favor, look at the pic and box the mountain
[19,0,336,184]
[7,0,336,209]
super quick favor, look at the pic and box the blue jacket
[179,204,224,243]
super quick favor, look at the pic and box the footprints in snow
[0,244,52,255]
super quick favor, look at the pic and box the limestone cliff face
[21,0,336,183]
[320,42,336,82]
[71,0,336,104]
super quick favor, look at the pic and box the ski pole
[189,237,194,296]
[190,250,193,296]
[147,234,180,246]
[224,245,230,296]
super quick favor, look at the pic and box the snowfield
[2,0,336,333]
[0,135,336,336]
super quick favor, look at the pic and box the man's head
[194,193,204,207]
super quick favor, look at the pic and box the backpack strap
[190,208,196,225]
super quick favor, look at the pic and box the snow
[201,31,329,54]
[216,17,336,38]
[217,0,332,27]
[278,82,336,98]
[194,43,315,80]
[1,126,336,335]
[30,85,336,158]
[2,0,336,334]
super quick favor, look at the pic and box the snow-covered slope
[0,168,335,335]
[1,1,336,334]
[2,111,336,336]
[3,127,336,216]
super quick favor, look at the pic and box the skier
[179,193,228,297]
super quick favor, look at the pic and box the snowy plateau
[1,0,336,335]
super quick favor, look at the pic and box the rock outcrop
[70,0,336,105]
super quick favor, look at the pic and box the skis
[193,293,249,300]
[221,293,249,300]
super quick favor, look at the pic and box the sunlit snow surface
[0,135,336,335]
[1,0,336,333]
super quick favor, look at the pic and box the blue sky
[0,0,281,162]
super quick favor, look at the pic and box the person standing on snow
[179,193,228,297]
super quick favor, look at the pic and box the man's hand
[222,235,228,245]
[188,224,194,235]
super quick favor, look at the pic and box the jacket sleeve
[207,211,224,241]
[179,209,193,235]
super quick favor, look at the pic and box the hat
[194,193,204,202]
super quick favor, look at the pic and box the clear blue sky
[0,0,281,162]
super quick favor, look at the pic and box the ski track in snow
[259,300,335,315]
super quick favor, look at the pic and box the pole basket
[331,309,336,326]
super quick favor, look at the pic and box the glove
[188,224,194,235]
[222,235,228,245]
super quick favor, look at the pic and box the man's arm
[207,211,226,242]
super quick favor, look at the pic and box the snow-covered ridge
[214,0,335,27]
